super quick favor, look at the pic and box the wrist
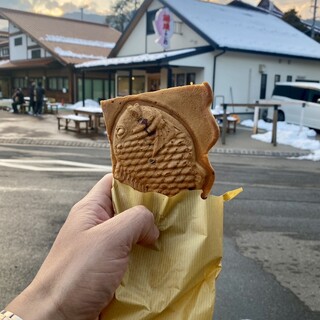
[6,280,65,320]
[0,310,23,320]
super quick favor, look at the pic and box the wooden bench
[57,115,90,133]
[17,103,29,114]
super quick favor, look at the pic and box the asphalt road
[0,143,319,320]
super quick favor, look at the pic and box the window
[170,73,196,87]
[186,73,196,85]
[104,79,115,99]
[273,85,320,103]
[171,74,176,87]
[48,77,69,91]
[273,85,306,100]
[310,90,320,103]
[13,77,27,89]
[31,49,41,59]
[93,79,103,100]
[260,74,267,99]
[77,77,115,101]
[48,78,57,90]
[274,74,281,84]
[0,47,9,57]
[14,37,22,46]
[287,75,292,82]
[117,76,145,96]
[176,74,185,86]
[84,79,92,98]
[146,10,157,35]
[132,76,145,94]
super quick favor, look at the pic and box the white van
[264,82,320,130]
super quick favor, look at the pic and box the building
[76,0,320,116]
[0,7,121,102]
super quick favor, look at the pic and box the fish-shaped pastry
[101,82,219,198]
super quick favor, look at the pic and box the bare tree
[106,0,143,32]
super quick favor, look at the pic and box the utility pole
[311,0,318,39]
[80,5,88,21]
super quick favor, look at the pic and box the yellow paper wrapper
[101,179,242,320]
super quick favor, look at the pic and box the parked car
[262,82,320,130]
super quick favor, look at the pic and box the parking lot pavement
[0,110,315,157]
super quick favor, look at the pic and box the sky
[0,0,316,21]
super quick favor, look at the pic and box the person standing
[35,81,45,116]
[28,81,36,115]
[11,88,25,114]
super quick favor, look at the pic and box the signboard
[153,7,174,50]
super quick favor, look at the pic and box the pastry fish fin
[152,119,176,157]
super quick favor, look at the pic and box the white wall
[117,0,208,57]
[9,26,52,61]
[118,14,147,56]
[27,36,37,46]
[170,51,214,85]
[9,23,19,33]
[214,52,320,108]
[9,34,27,60]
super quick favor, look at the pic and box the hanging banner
[153,7,174,50]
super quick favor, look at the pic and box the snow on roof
[75,48,195,68]
[42,35,115,49]
[164,0,320,59]
[54,47,106,60]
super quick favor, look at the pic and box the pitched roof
[111,0,320,60]
[0,7,121,65]
[165,0,320,59]
[0,57,58,69]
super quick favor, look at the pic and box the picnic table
[73,106,104,133]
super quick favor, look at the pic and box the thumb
[101,205,159,248]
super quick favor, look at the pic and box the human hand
[6,173,159,320]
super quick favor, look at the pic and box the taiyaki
[101,82,219,198]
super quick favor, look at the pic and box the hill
[63,12,106,24]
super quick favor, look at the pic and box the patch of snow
[54,47,106,60]
[241,119,320,161]
[42,35,115,48]
[65,99,100,110]
[0,59,9,65]
[293,150,320,161]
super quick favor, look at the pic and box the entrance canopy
[75,46,212,71]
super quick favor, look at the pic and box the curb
[0,138,310,158]
[0,138,109,148]
[212,147,309,157]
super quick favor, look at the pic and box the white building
[77,0,320,116]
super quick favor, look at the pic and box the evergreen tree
[282,9,309,34]
[282,9,320,43]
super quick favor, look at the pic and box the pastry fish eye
[116,126,126,139]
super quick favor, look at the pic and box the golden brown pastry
[101,82,219,198]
